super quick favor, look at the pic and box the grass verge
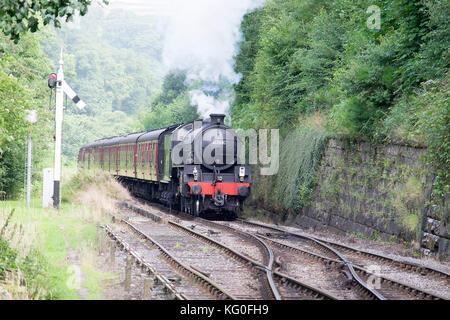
[0,170,130,299]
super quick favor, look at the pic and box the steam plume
[162,0,264,118]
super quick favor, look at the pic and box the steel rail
[238,218,450,280]
[168,219,337,300]
[235,219,386,300]
[253,235,282,300]
[318,238,450,279]
[257,231,447,300]
[196,218,282,300]
[167,219,285,299]
[122,201,337,300]
[272,271,336,300]
[170,219,342,300]
[168,220,267,269]
[119,200,447,300]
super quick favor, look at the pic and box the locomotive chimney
[210,114,225,125]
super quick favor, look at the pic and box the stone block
[294,215,326,231]
[421,232,440,251]
[384,220,403,236]
[438,237,450,256]
[437,219,449,239]
[424,218,441,235]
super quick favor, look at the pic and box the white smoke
[189,90,230,116]
[162,0,265,118]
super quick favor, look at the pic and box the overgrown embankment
[247,127,329,215]
[0,171,130,299]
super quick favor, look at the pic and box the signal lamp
[48,73,57,89]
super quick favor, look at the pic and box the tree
[141,70,199,130]
[0,0,108,42]
[0,32,53,197]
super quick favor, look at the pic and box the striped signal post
[52,49,86,209]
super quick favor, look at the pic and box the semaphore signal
[48,49,86,209]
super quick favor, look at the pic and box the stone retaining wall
[283,138,449,257]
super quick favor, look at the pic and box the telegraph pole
[53,50,64,209]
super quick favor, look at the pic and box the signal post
[50,50,86,209]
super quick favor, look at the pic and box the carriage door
[158,133,171,183]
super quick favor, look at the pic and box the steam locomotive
[78,114,251,219]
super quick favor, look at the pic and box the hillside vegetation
[232,0,449,212]
[44,7,166,162]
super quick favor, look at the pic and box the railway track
[258,234,443,300]
[102,223,218,300]
[117,200,448,300]
[199,219,383,300]
[236,219,450,277]
[117,209,275,300]
[119,201,337,300]
[185,217,336,300]
[233,218,449,300]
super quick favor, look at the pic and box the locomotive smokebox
[210,114,225,125]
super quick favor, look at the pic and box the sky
[107,0,175,16]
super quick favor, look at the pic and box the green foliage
[231,9,263,129]
[411,79,448,215]
[42,8,165,161]
[233,0,338,129]
[275,128,328,209]
[0,208,49,299]
[44,8,163,117]
[233,0,448,137]
[158,71,188,105]
[0,32,53,198]
[62,111,135,165]
[60,170,96,203]
[0,199,123,299]
[0,0,108,42]
[375,75,448,216]
[234,0,448,215]
[0,238,18,276]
